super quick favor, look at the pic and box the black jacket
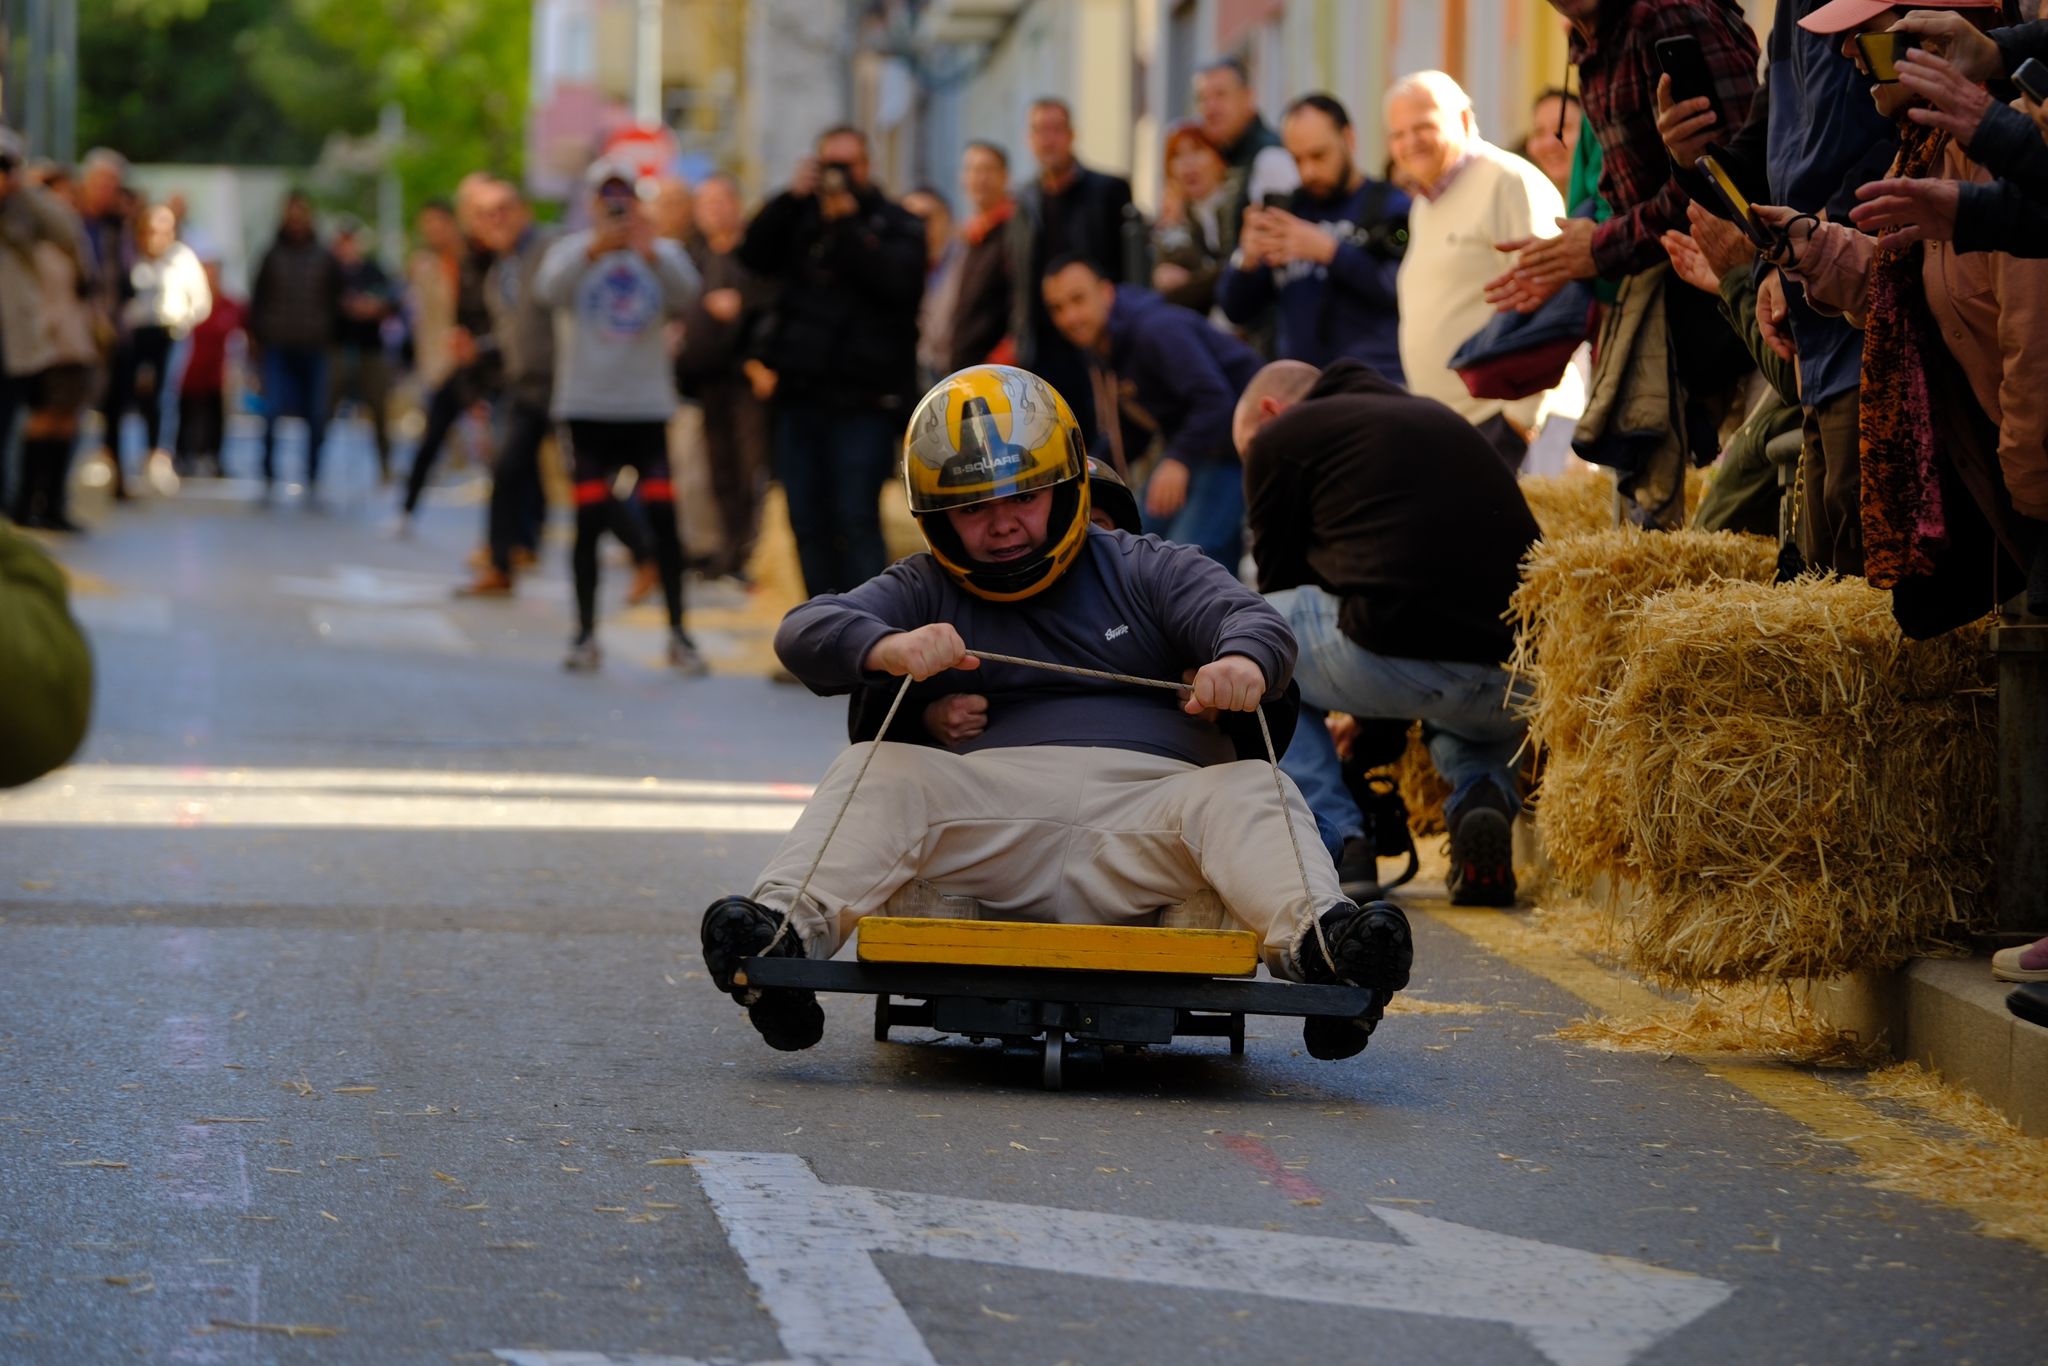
[1007,165,1135,365]
[1956,100,2048,258]
[1244,359,1539,666]
[250,233,341,352]
[739,185,926,410]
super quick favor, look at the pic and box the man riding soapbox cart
[699,366,1416,1089]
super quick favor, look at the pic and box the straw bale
[1509,529,1778,759]
[1604,578,1994,984]
[1515,467,1712,543]
[1518,472,1615,542]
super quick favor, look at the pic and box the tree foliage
[78,0,529,212]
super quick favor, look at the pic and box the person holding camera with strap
[1218,93,1409,383]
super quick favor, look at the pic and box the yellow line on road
[1424,904,2048,1255]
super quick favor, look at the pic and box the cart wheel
[1229,1014,1246,1057]
[874,994,891,1043]
[1040,1033,1066,1090]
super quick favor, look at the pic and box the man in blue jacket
[701,366,1413,1062]
[1218,93,1408,380]
[1042,256,1260,568]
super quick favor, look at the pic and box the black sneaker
[1336,836,1381,902]
[1446,784,1518,908]
[699,896,823,1052]
[1296,902,1414,1061]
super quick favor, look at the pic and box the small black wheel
[1041,1033,1066,1090]
[874,994,891,1043]
[1229,1014,1246,1057]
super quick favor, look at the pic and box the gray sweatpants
[751,744,1342,980]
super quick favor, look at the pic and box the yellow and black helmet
[903,365,1092,602]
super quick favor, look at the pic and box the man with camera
[1217,94,1408,383]
[740,126,927,599]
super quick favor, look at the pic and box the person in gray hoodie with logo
[534,159,702,673]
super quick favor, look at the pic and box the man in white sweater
[1388,70,1571,471]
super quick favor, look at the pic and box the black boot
[1446,782,1518,907]
[1296,902,1413,1061]
[700,896,824,1052]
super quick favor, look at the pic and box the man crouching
[700,365,1411,1060]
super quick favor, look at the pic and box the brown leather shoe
[625,561,660,606]
[454,569,514,598]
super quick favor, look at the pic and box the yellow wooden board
[856,917,1259,976]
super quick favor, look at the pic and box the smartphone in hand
[1855,30,1921,84]
[2015,57,2048,104]
[1655,36,1716,106]
[1694,154,1782,255]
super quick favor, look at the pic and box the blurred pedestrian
[326,219,399,484]
[1042,254,1259,568]
[398,173,498,533]
[77,149,134,499]
[1150,122,1233,316]
[1008,98,1134,441]
[1522,87,1583,196]
[0,129,97,532]
[535,159,704,673]
[677,174,772,581]
[112,202,210,492]
[1220,94,1408,379]
[457,181,555,598]
[944,141,1016,373]
[1386,70,1567,469]
[175,248,243,478]
[249,191,341,503]
[739,125,926,598]
[650,174,696,247]
[1194,57,1301,241]
[903,184,961,388]
[407,200,462,403]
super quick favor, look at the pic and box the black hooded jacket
[739,184,927,410]
[1244,359,1538,666]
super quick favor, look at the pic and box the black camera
[818,161,854,197]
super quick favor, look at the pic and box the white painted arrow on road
[657,1150,1733,1366]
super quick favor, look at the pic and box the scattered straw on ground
[1553,981,1886,1068]
[1855,1063,2048,1247]
[1383,996,1491,1016]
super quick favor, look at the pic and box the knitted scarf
[1856,122,1949,590]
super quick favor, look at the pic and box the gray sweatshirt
[533,231,699,421]
[774,529,1297,767]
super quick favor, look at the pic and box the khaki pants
[752,744,1341,981]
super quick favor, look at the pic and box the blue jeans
[260,347,330,485]
[775,402,897,597]
[1142,458,1244,568]
[1268,584,1527,859]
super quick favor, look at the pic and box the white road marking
[70,593,174,637]
[275,564,459,607]
[310,604,472,654]
[672,1151,1733,1366]
[0,764,809,834]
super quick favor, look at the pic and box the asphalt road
[2,466,2042,1366]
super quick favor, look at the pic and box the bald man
[1237,358,1538,907]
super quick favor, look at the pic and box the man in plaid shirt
[1490,0,1760,307]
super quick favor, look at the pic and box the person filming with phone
[1752,0,2048,631]
[1217,93,1408,379]
[740,126,928,600]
